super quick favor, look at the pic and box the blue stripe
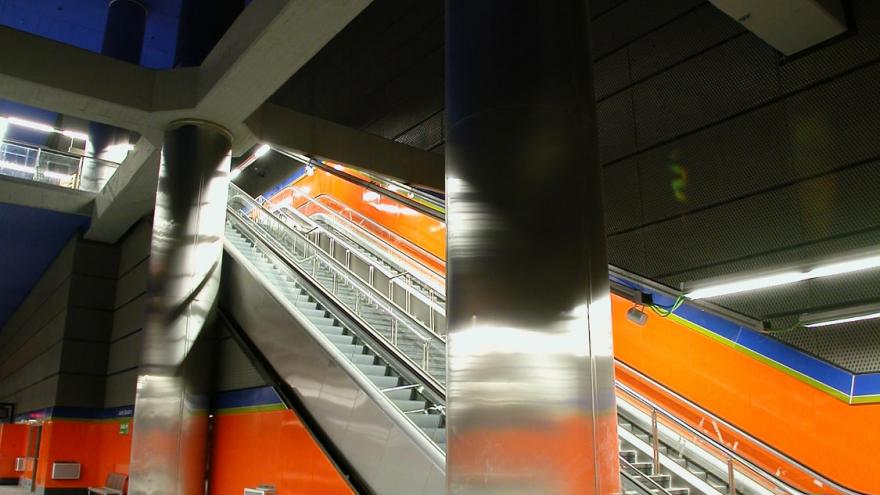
[213,387,282,410]
[616,276,880,400]
[14,405,134,423]
[853,373,880,398]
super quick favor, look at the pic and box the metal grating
[773,319,880,374]
[628,3,745,81]
[602,160,644,234]
[597,90,637,164]
[633,34,781,149]
[591,0,705,58]
[594,48,631,99]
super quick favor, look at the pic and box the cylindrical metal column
[128,121,231,495]
[90,0,147,157]
[445,2,619,494]
[174,0,245,67]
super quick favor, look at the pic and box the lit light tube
[8,117,55,133]
[62,130,89,141]
[686,251,880,299]
[254,144,271,158]
[800,303,880,328]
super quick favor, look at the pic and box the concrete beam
[247,104,445,190]
[86,136,160,243]
[0,176,94,216]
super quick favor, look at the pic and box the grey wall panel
[594,48,630,100]
[394,111,444,151]
[606,230,646,276]
[55,374,105,408]
[74,240,120,278]
[784,62,880,178]
[117,219,152,276]
[66,307,114,342]
[0,279,71,365]
[0,239,74,341]
[214,336,266,392]
[0,311,66,381]
[114,258,149,309]
[106,331,143,375]
[628,4,745,81]
[597,90,637,164]
[112,294,146,341]
[0,344,63,400]
[779,1,880,92]
[69,274,117,311]
[633,34,780,149]
[2,376,59,413]
[636,103,794,224]
[104,369,138,408]
[60,341,110,375]
[602,160,643,234]
[591,0,704,58]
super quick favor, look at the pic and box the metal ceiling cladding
[128,121,231,495]
[446,1,618,494]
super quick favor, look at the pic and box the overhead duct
[709,0,847,55]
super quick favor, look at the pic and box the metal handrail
[272,183,446,279]
[618,454,673,495]
[274,202,447,314]
[228,186,448,381]
[615,360,866,495]
[222,229,446,469]
[620,467,658,495]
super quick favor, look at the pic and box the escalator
[222,183,842,495]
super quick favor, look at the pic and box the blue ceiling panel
[0,202,90,329]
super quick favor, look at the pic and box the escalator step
[393,399,427,413]
[408,413,442,428]
[334,344,367,357]
[350,354,376,365]
[324,333,356,346]
[368,375,400,389]
[421,427,446,444]
[384,388,414,400]
[356,364,389,377]
[316,324,344,336]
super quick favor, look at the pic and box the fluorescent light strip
[254,144,271,158]
[8,117,56,133]
[62,130,89,141]
[687,252,880,299]
[804,312,880,328]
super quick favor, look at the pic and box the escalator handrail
[273,203,447,315]
[224,215,447,470]
[280,183,445,273]
[230,185,448,348]
[226,203,447,399]
[615,360,866,495]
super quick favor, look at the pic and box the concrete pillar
[128,121,230,495]
[90,0,147,158]
[445,2,620,494]
[174,0,245,67]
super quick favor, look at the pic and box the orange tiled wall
[34,419,131,490]
[209,408,354,495]
[0,424,26,480]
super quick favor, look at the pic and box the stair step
[408,413,442,428]
[392,399,427,413]
[324,333,356,346]
[356,364,389,377]
[368,375,400,389]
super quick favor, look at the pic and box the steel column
[128,121,231,495]
[446,2,619,494]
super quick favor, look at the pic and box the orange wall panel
[209,408,354,495]
[0,424,26,479]
[34,419,132,490]
[611,294,880,494]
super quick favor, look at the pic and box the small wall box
[51,462,81,480]
[244,486,277,495]
[13,458,25,472]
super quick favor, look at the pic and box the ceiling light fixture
[61,130,89,141]
[8,117,55,134]
[254,144,271,158]
[686,250,880,300]
[800,302,880,328]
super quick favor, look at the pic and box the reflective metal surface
[446,2,619,494]
[129,121,231,495]
[221,240,445,495]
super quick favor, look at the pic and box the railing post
[345,250,351,269]
[369,266,375,286]
[391,319,398,345]
[651,409,661,475]
[727,458,736,495]
[422,343,429,370]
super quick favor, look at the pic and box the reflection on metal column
[129,121,231,495]
[445,2,619,494]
